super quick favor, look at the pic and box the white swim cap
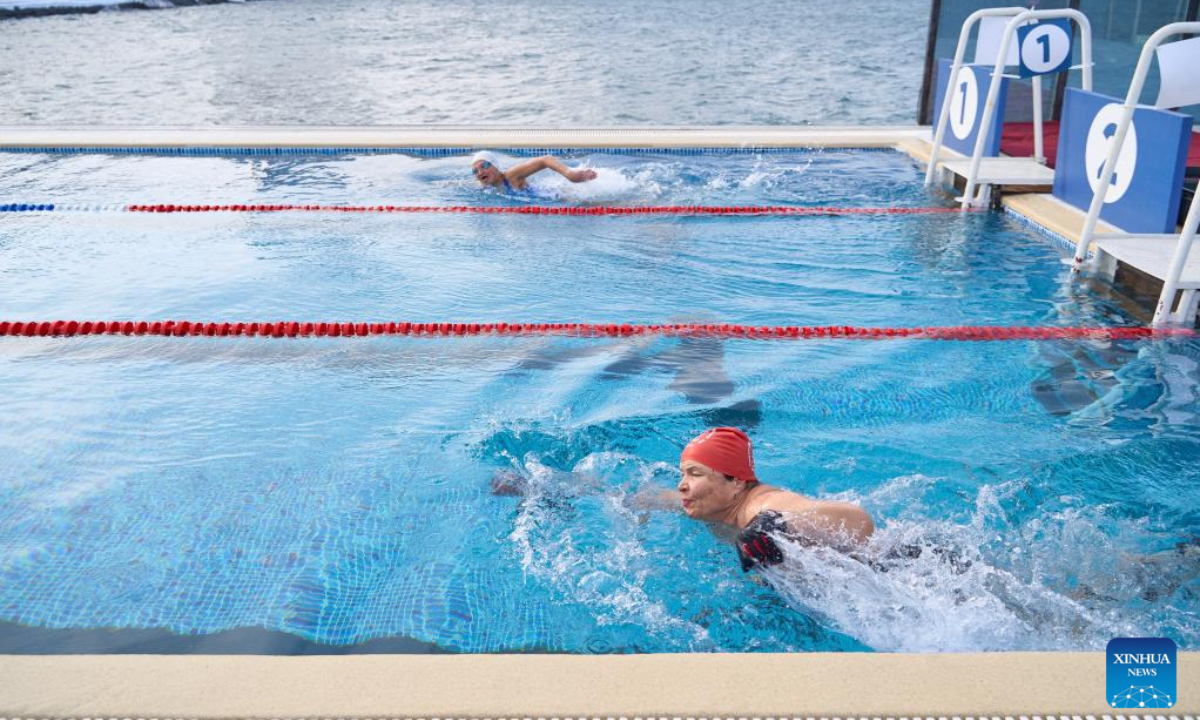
[471,150,506,171]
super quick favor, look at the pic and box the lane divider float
[0,146,898,158]
[1,203,978,216]
[0,321,1192,341]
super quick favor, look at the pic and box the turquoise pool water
[0,149,1197,653]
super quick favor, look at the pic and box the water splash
[505,451,716,651]
[763,477,1200,651]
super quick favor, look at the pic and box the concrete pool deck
[0,125,928,149]
[3,652,1197,717]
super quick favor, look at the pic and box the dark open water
[0,0,929,126]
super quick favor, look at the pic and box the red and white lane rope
[4,203,978,216]
[0,320,1192,341]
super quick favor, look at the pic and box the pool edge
[0,125,928,149]
[2,651,1197,717]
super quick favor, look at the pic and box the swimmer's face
[472,160,501,186]
[678,459,743,520]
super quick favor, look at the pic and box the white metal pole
[1069,104,1138,268]
[1033,74,1045,163]
[960,12,1027,209]
[925,8,1024,187]
[1070,22,1200,271]
[1078,13,1093,91]
[960,9,1094,208]
[1153,183,1200,324]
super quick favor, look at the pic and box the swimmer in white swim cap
[471,151,597,193]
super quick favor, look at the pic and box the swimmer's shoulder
[746,486,874,546]
[736,484,795,527]
[742,484,804,511]
[502,172,529,191]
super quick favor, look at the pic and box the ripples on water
[0,26,1198,650]
[0,0,927,126]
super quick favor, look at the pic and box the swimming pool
[1,148,1197,654]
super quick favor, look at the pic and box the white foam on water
[704,156,814,192]
[528,165,649,203]
[507,451,714,650]
[494,444,1198,652]
[763,476,1200,651]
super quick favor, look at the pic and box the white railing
[1067,22,1200,327]
[960,9,1093,208]
[925,9,1093,210]
[924,7,1024,188]
[1155,183,1200,324]
[1072,23,1200,272]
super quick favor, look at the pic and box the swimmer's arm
[826,505,875,545]
[491,470,680,511]
[773,501,875,549]
[625,488,683,511]
[507,155,597,183]
[489,470,604,496]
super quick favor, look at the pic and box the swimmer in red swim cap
[490,425,874,573]
[677,427,874,570]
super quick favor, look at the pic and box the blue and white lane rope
[0,203,131,212]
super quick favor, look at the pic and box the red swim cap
[680,427,757,482]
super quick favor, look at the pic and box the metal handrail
[1155,178,1200,324]
[1108,25,1200,324]
[1067,23,1200,324]
[958,9,1093,210]
[923,7,1024,188]
[1072,22,1200,272]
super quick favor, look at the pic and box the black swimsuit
[735,509,971,574]
[736,510,803,571]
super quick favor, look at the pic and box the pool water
[0,149,1197,653]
